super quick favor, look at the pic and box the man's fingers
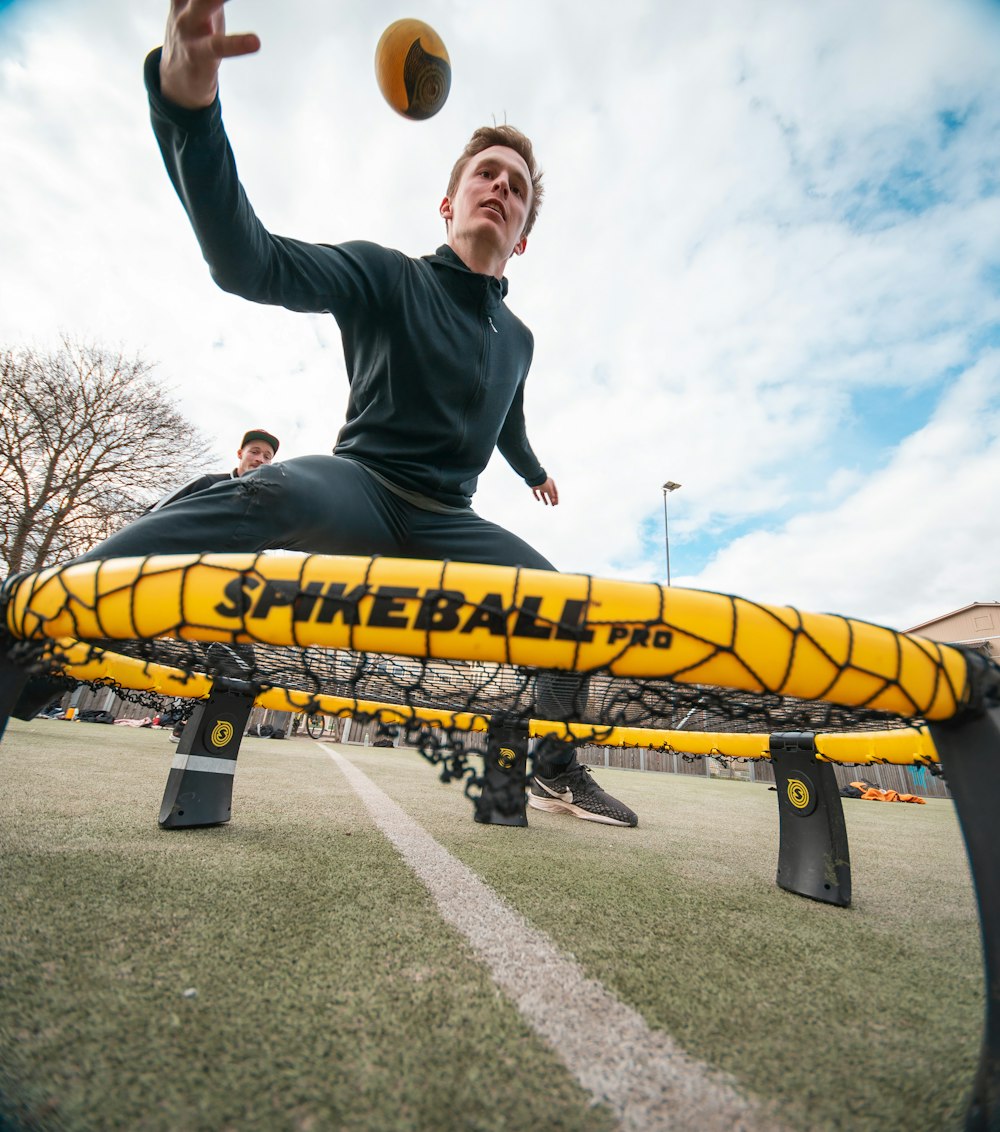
[170,0,226,36]
[214,31,261,59]
[170,0,226,18]
[532,478,559,507]
[170,0,259,54]
[161,0,259,107]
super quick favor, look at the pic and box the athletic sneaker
[528,762,638,827]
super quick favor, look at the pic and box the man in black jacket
[75,0,637,828]
[147,427,278,512]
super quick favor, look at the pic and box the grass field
[0,717,984,1131]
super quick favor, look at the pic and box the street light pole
[661,481,681,586]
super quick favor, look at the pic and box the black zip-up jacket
[145,49,547,510]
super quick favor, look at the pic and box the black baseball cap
[241,429,279,453]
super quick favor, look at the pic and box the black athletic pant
[81,456,553,566]
[78,456,583,771]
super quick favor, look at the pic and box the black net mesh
[3,551,970,799]
[71,635,917,736]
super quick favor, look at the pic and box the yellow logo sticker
[786,777,811,810]
[497,746,516,770]
[210,720,235,748]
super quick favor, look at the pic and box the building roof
[906,601,1000,634]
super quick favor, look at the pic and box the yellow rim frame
[5,552,969,722]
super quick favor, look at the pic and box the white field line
[321,743,782,1132]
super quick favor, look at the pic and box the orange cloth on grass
[849,782,926,804]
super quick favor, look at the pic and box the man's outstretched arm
[147,3,391,314]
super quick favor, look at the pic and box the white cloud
[691,352,1000,628]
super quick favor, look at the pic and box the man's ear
[439,196,453,222]
[512,234,528,257]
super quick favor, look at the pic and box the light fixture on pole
[661,481,681,586]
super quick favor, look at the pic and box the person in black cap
[146,428,279,513]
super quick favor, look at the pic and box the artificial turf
[0,718,983,1130]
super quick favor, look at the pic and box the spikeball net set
[1,550,998,1127]
[0,551,971,758]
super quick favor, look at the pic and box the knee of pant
[243,462,340,536]
[238,464,291,508]
[241,463,286,490]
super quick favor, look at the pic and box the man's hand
[160,0,261,109]
[532,477,559,506]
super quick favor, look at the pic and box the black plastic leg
[0,651,31,741]
[770,732,851,907]
[475,718,529,827]
[929,704,1000,1132]
[158,688,254,829]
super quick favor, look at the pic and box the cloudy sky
[2,0,998,633]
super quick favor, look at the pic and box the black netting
[3,552,981,795]
[82,635,913,735]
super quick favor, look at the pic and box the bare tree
[0,338,215,575]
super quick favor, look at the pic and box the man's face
[440,145,533,260]
[237,441,274,476]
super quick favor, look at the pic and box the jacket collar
[427,244,510,303]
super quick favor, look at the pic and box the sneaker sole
[527,793,636,827]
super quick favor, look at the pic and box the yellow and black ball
[374,19,451,121]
